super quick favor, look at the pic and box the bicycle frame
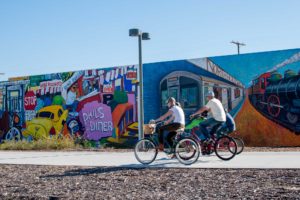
[184,116,232,154]
[145,121,177,155]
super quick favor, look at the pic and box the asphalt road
[0,151,299,168]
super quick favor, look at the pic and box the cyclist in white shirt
[190,91,226,140]
[155,97,185,151]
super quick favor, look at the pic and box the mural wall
[0,48,299,147]
[0,66,139,147]
[209,48,300,146]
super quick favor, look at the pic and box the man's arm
[191,106,210,118]
[155,110,173,122]
[164,115,175,125]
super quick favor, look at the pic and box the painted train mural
[249,70,300,133]
[0,48,300,146]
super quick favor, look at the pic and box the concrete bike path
[0,151,299,169]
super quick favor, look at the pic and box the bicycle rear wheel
[233,137,244,155]
[175,138,200,165]
[214,136,237,161]
[134,139,158,165]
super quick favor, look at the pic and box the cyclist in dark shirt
[224,111,236,133]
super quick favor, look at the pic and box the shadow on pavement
[39,159,191,179]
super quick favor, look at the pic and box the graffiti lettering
[24,96,36,106]
[90,121,113,132]
[79,101,113,140]
[83,107,105,122]
[24,91,37,110]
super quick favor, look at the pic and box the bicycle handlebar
[190,114,206,120]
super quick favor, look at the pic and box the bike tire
[134,139,158,165]
[233,137,244,155]
[175,138,200,165]
[214,135,237,161]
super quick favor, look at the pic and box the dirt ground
[0,164,299,200]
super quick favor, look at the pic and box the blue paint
[143,59,238,123]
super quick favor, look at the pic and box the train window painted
[213,87,222,102]
[169,87,179,100]
[180,86,197,108]
[234,88,241,98]
[261,78,265,89]
[161,90,168,108]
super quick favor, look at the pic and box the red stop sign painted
[24,91,37,110]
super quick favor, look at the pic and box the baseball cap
[206,91,215,97]
[166,97,176,103]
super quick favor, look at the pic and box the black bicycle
[134,121,200,165]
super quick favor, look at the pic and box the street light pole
[129,28,150,140]
[137,34,144,141]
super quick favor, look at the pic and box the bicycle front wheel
[214,136,237,161]
[175,138,200,165]
[134,139,158,165]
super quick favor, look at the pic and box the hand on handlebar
[190,113,206,120]
[149,119,164,125]
[189,114,195,120]
[149,119,156,124]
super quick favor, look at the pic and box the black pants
[158,123,184,147]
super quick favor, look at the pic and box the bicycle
[179,115,238,161]
[216,126,245,155]
[134,120,200,165]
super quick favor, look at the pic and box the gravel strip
[0,165,299,199]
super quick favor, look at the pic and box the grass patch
[0,137,79,150]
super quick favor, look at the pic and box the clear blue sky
[0,0,300,81]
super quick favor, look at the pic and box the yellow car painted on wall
[22,105,68,139]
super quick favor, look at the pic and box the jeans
[199,118,223,140]
[158,123,184,147]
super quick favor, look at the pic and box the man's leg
[158,123,181,148]
[166,131,177,148]
[199,118,215,140]
[158,125,167,146]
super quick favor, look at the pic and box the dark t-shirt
[225,113,236,132]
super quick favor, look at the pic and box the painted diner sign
[79,101,113,140]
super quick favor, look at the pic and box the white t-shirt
[205,98,226,122]
[170,105,185,125]
[66,91,76,105]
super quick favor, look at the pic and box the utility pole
[231,41,246,54]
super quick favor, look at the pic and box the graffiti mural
[0,66,139,146]
[209,48,300,146]
[0,48,300,147]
